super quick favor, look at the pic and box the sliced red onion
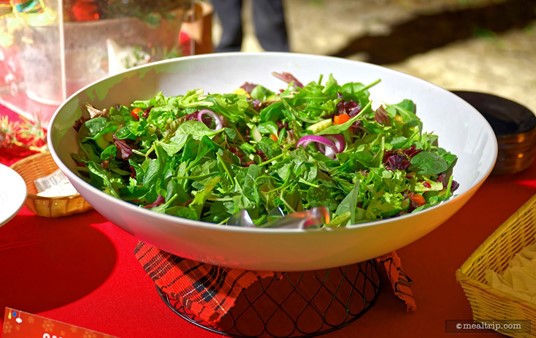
[197,109,223,130]
[325,134,346,153]
[317,143,337,159]
[297,135,338,158]
[297,135,335,148]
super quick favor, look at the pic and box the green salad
[73,72,458,227]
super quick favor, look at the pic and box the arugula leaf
[243,164,262,205]
[189,176,221,220]
[335,182,360,224]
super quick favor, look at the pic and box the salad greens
[73,73,458,227]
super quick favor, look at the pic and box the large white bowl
[48,53,497,271]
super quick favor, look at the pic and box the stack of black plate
[452,91,536,175]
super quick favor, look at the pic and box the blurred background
[210,0,536,114]
[1,0,535,123]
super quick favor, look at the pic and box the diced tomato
[131,107,143,121]
[333,113,350,125]
[409,193,426,207]
[270,134,278,141]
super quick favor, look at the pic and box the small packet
[34,169,78,198]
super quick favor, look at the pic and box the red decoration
[0,115,47,160]
[70,0,100,21]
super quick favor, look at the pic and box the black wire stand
[157,259,381,338]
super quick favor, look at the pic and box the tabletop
[1,105,534,338]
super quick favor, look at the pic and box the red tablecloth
[1,105,535,338]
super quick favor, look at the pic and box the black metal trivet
[157,259,380,338]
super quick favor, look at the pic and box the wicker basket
[10,152,92,217]
[456,194,536,338]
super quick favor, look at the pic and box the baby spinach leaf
[410,151,448,175]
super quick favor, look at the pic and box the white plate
[0,164,27,226]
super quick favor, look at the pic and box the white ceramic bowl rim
[47,52,498,271]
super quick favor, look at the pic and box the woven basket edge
[458,194,536,277]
